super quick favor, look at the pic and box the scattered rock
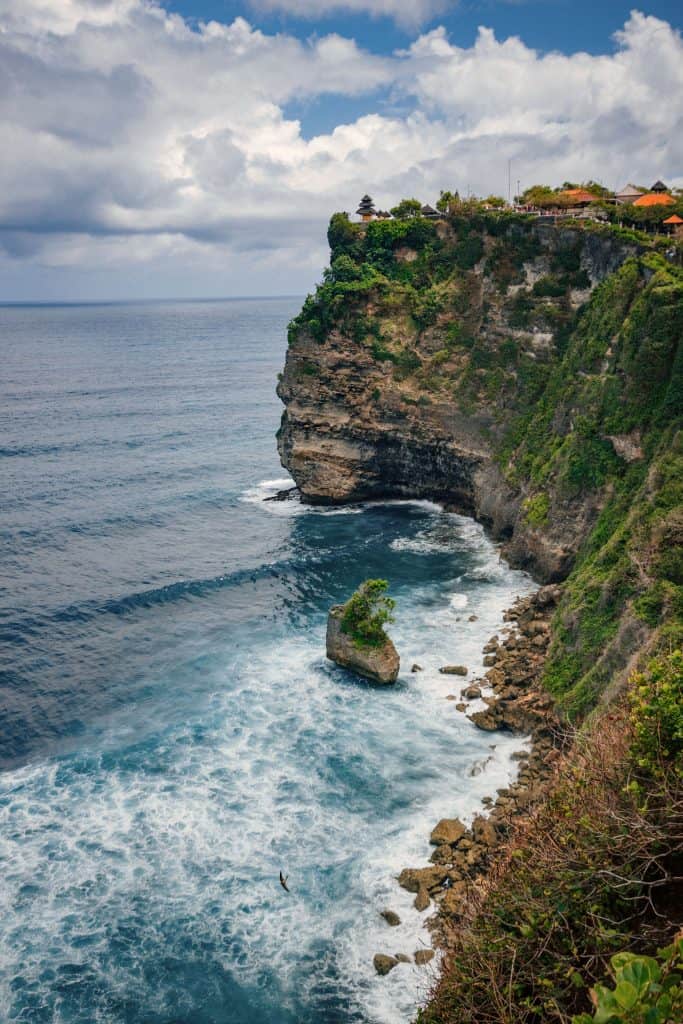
[326,603,399,684]
[398,866,447,893]
[439,665,468,676]
[472,815,498,849]
[380,910,401,927]
[429,818,466,847]
[511,749,530,761]
[468,614,478,622]
[445,694,457,700]
[468,709,499,731]
[411,663,423,673]
[456,702,467,712]
[462,684,482,699]
[395,953,412,964]
[373,954,398,976]
[414,949,435,966]
[483,654,497,666]
[414,886,430,911]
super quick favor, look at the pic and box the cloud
[251,0,453,30]
[0,2,681,298]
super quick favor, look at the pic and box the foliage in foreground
[340,579,395,648]
[573,937,683,1024]
[419,650,683,1024]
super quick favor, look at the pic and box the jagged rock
[439,664,468,676]
[326,605,399,684]
[440,881,468,914]
[398,866,447,893]
[469,709,499,731]
[429,818,466,846]
[414,949,435,965]
[430,844,454,865]
[373,954,398,976]
[414,886,430,911]
[483,654,497,666]
[472,815,498,849]
[380,910,401,926]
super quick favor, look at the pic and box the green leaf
[614,979,639,1010]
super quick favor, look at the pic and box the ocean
[0,298,533,1024]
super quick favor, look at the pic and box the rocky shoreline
[374,583,565,972]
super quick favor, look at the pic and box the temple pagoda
[356,194,377,222]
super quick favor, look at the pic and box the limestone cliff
[278,209,682,717]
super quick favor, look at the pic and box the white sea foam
[0,501,536,1024]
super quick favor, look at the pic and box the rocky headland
[277,206,683,1019]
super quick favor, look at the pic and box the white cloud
[0,2,681,298]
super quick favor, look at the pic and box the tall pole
[508,158,511,205]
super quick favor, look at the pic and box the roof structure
[356,194,376,216]
[560,188,599,204]
[616,184,644,198]
[651,180,668,193]
[663,214,683,224]
[421,204,440,218]
[633,192,675,207]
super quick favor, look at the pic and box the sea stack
[326,580,400,684]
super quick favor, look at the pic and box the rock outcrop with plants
[277,203,683,1021]
[326,579,400,683]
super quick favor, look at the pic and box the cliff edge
[278,209,682,719]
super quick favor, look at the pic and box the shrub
[629,649,683,776]
[523,491,550,526]
[573,937,683,1024]
[390,198,423,219]
[340,580,395,648]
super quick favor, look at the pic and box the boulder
[414,886,430,911]
[380,910,401,927]
[395,953,412,964]
[411,663,423,672]
[429,818,466,846]
[326,605,399,684]
[398,866,447,893]
[456,702,467,712]
[414,949,435,966]
[462,684,482,699]
[373,954,398,976]
[472,815,498,849]
[439,664,468,676]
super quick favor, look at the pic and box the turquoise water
[0,299,533,1023]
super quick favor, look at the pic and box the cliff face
[278,210,682,716]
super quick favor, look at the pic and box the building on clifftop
[356,195,377,222]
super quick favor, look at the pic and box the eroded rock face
[277,223,634,583]
[326,605,399,684]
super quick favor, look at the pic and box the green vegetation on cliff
[282,205,683,1024]
[288,208,682,722]
[420,649,683,1024]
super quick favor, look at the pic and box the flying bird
[279,871,290,893]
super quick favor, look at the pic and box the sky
[0,1,682,301]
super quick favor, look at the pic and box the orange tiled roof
[633,192,675,207]
[663,214,683,224]
[561,188,598,203]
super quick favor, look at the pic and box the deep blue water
[0,299,533,1024]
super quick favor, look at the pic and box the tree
[327,211,364,261]
[437,189,460,213]
[340,579,396,648]
[390,198,423,220]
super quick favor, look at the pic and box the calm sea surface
[0,299,533,1023]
